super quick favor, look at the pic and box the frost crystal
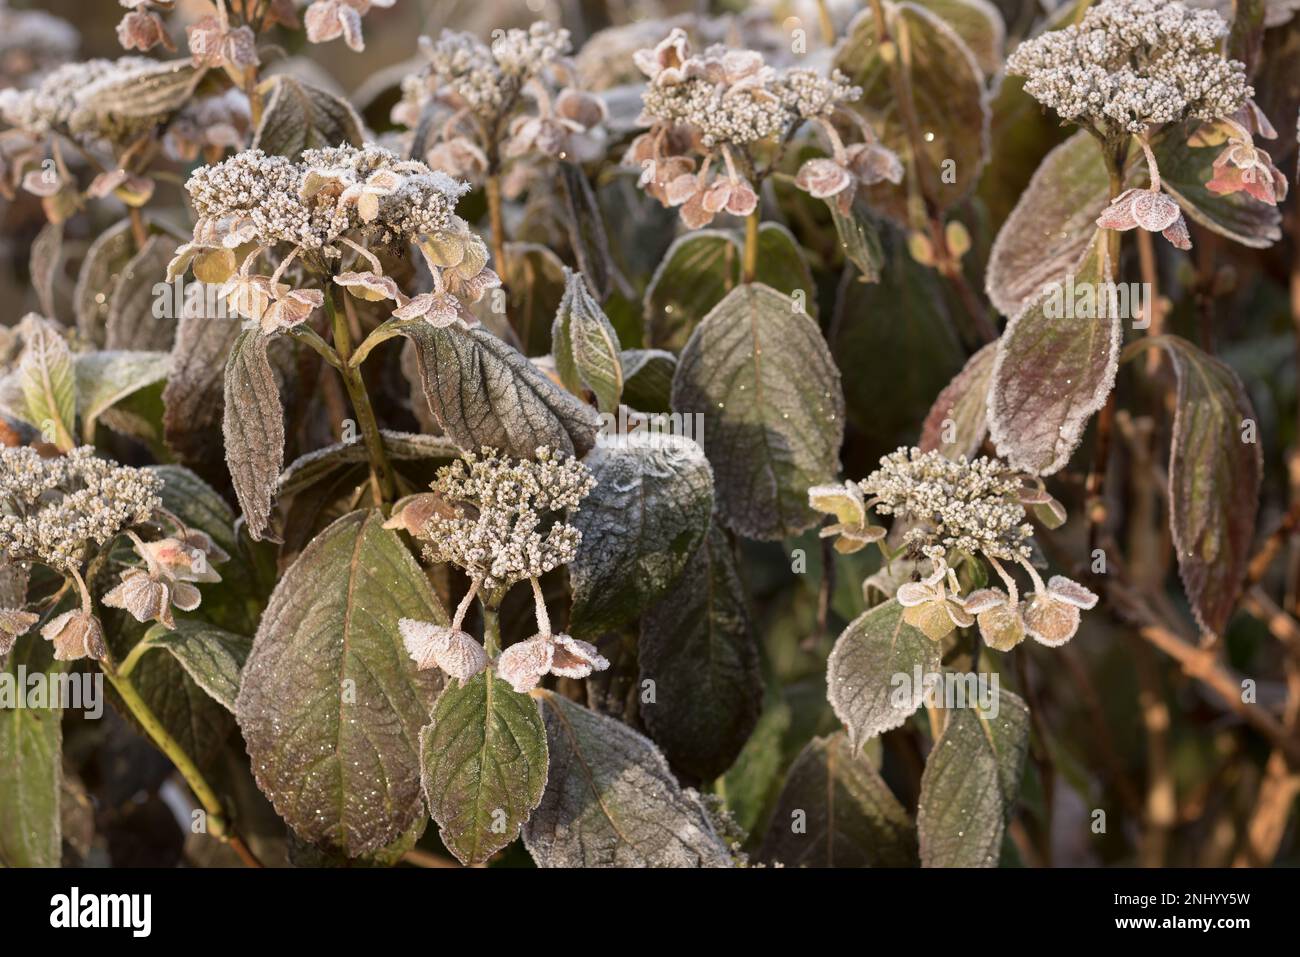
[184,145,469,252]
[404,22,572,123]
[811,447,1094,650]
[416,447,594,591]
[0,447,163,571]
[1006,0,1250,135]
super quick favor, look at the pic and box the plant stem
[485,173,510,286]
[742,211,760,283]
[481,602,501,657]
[814,0,836,45]
[102,663,262,867]
[1085,147,1127,551]
[326,291,395,506]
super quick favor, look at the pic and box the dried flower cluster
[182,144,468,254]
[103,530,228,630]
[810,448,1095,650]
[0,446,162,571]
[175,144,500,334]
[409,446,593,590]
[626,28,889,227]
[1007,0,1249,136]
[394,447,607,692]
[394,22,607,192]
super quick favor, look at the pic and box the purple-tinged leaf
[222,329,284,542]
[1150,335,1262,636]
[988,230,1119,476]
[986,130,1110,317]
[919,340,996,459]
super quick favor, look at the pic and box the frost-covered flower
[1205,138,1289,205]
[1096,186,1192,250]
[186,11,258,71]
[807,480,885,554]
[398,618,488,683]
[506,86,607,163]
[414,447,594,591]
[0,608,38,656]
[794,127,902,213]
[182,145,469,254]
[1022,576,1098,646]
[102,531,225,629]
[961,588,1026,652]
[1006,0,1249,137]
[896,560,973,641]
[117,1,176,54]
[163,88,252,164]
[627,28,862,227]
[42,609,106,662]
[861,447,1035,562]
[407,22,571,123]
[0,444,162,571]
[497,632,608,693]
[496,577,608,692]
[304,0,393,53]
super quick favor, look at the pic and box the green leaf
[828,200,884,282]
[826,599,942,747]
[759,732,917,867]
[1148,336,1262,635]
[832,235,966,458]
[619,348,676,413]
[253,75,364,158]
[163,317,242,474]
[1153,127,1281,249]
[835,1,990,221]
[121,648,236,770]
[18,316,76,450]
[235,510,445,858]
[402,323,600,460]
[917,684,1028,867]
[418,672,548,865]
[30,220,63,320]
[495,241,566,357]
[75,350,169,435]
[142,621,251,713]
[721,697,792,835]
[279,430,460,499]
[223,329,284,542]
[672,283,844,540]
[909,0,1004,76]
[918,341,995,460]
[556,160,619,302]
[986,129,1111,317]
[551,268,623,414]
[74,218,136,346]
[988,230,1119,475]
[645,229,738,351]
[524,691,733,867]
[639,524,762,780]
[568,432,714,639]
[0,634,65,867]
[645,224,816,351]
[105,235,176,352]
